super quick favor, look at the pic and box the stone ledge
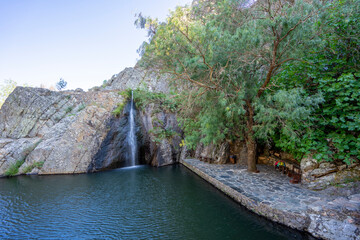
[180,159,308,231]
[181,158,360,240]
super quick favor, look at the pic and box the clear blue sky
[0,0,191,90]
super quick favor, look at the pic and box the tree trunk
[245,100,258,173]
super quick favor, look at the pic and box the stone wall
[301,156,360,190]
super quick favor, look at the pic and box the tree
[0,79,17,108]
[138,0,323,172]
[275,0,360,164]
[56,78,67,91]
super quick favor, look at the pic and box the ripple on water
[0,166,312,239]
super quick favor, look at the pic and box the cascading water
[127,90,137,166]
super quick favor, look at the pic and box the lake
[0,165,312,239]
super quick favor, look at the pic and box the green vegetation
[149,127,178,144]
[102,80,108,88]
[4,139,42,177]
[112,89,131,117]
[23,161,45,174]
[5,159,25,177]
[132,89,177,112]
[112,102,126,117]
[65,106,73,114]
[273,0,360,164]
[112,88,178,117]
[136,0,359,170]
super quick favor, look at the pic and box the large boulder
[195,142,230,164]
[301,155,360,190]
[139,103,183,167]
[0,87,124,177]
[0,67,181,177]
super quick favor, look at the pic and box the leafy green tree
[138,0,323,172]
[0,79,17,108]
[275,0,360,164]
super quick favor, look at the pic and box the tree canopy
[137,0,360,169]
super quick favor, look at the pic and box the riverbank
[181,159,360,240]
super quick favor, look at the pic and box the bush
[5,159,25,176]
[112,102,126,117]
[65,106,73,114]
[23,161,45,174]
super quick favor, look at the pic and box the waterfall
[128,90,137,166]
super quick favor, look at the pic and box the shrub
[5,159,25,176]
[65,106,73,113]
[112,102,126,117]
[23,161,45,174]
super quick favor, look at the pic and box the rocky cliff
[0,67,182,177]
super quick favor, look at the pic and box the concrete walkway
[181,159,360,240]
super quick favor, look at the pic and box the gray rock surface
[0,87,124,176]
[139,103,182,167]
[195,142,230,164]
[0,66,179,176]
[301,156,360,190]
[195,140,248,165]
[103,67,171,93]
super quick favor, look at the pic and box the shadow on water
[0,165,316,239]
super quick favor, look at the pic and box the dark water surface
[0,165,311,239]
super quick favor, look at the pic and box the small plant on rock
[5,159,25,177]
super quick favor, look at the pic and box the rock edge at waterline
[181,158,360,240]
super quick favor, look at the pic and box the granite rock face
[0,86,124,176]
[139,103,183,167]
[194,140,248,165]
[0,67,180,177]
[102,67,171,93]
[195,143,230,164]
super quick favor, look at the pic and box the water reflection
[0,165,314,239]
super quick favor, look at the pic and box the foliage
[253,89,324,160]
[56,78,67,91]
[65,106,73,114]
[134,13,160,56]
[149,127,178,144]
[275,0,360,164]
[5,159,25,177]
[0,79,17,108]
[132,88,178,112]
[23,161,45,174]
[4,140,42,176]
[112,102,126,117]
[102,80,108,88]
[137,0,323,171]
[111,90,131,117]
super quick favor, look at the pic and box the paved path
[181,159,360,240]
[183,159,333,212]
